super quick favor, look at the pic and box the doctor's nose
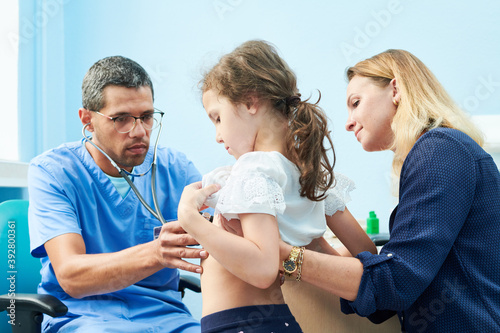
[129,119,147,138]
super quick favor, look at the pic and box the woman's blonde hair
[201,40,335,201]
[346,49,483,179]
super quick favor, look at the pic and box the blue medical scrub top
[28,140,202,332]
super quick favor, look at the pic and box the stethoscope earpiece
[84,122,93,132]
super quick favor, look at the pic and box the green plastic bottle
[366,211,379,234]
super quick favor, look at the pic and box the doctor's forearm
[55,242,164,298]
[46,222,205,298]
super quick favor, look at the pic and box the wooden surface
[282,280,400,332]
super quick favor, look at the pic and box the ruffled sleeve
[202,152,288,220]
[324,173,355,216]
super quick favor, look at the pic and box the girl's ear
[242,94,260,115]
[390,78,400,104]
[79,108,94,132]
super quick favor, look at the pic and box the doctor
[28,56,205,332]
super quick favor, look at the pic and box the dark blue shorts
[201,304,302,333]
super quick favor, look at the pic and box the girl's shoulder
[235,151,296,173]
[202,152,292,189]
[233,151,297,184]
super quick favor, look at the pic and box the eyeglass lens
[114,113,162,133]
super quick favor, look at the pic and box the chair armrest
[178,275,201,297]
[1,293,68,333]
[0,293,67,318]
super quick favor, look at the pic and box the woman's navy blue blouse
[341,128,500,332]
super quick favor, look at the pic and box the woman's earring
[393,99,399,106]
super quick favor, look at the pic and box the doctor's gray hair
[82,56,154,111]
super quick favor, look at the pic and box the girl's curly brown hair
[201,40,335,201]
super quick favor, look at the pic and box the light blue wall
[16,0,500,318]
[19,0,500,227]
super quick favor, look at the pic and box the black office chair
[369,233,390,247]
[0,200,200,333]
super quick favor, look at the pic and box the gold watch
[283,246,301,275]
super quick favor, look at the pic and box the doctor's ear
[79,108,94,131]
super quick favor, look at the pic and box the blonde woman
[280,49,500,332]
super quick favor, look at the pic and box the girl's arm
[327,207,377,256]
[178,182,280,289]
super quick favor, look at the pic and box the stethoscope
[82,121,168,224]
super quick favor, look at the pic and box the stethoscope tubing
[82,122,167,224]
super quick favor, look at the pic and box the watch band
[295,246,305,281]
[283,246,305,277]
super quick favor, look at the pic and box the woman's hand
[279,240,294,262]
[306,237,341,256]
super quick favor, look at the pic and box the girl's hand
[178,182,220,229]
[182,181,220,211]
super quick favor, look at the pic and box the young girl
[178,40,377,332]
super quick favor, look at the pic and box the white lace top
[202,151,355,246]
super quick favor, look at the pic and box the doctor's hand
[154,221,208,274]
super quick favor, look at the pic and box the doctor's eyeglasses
[92,109,164,133]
